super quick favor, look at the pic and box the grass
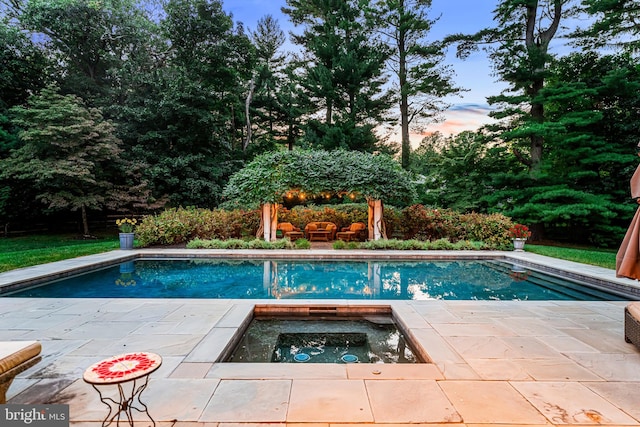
[526,244,616,270]
[0,233,120,273]
[0,234,619,273]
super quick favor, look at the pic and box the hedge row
[136,204,515,249]
[136,207,260,246]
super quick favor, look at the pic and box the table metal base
[91,375,156,427]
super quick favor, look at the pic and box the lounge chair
[277,222,303,240]
[625,302,640,350]
[0,341,42,403]
[336,222,366,242]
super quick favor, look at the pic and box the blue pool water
[3,259,627,300]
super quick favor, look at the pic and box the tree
[283,0,392,151]
[247,14,287,148]
[20,0,155,107]
[113,0,255,207]
[0,20,49,111]
[1,86,144,235]
[410,130,519,211]
[277,64,311,150]
[481,52,640,246]
[371,0,460,169]
[573,0,640,51]
[447,0,576,172]
[0,20,51,228]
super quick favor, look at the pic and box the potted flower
[508,224,531,252]
[116,218,137,250]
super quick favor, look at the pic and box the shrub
[400,205,459,241]
[459,212,513,249]
[135,208,193,246]
[427,238,455,250]
[360,239,406,250]
[137,207,260,247]
[186,238,220,249]
[333,240,347,250]
[295,238,311,249]
[246,239,274,249]
[186,238,297,250]
[398,239,427,250]
[346,241,360,250]
[141,204,514,249]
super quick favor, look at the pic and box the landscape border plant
[356,238,486,251]
[186,238,309,250]
[137,204,515,249]
[136,207,260,246]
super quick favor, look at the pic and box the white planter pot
[512,238,526,252]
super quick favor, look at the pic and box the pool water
[2,258,627,300]
[226,317,418,364]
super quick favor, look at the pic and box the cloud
[389,103,496,148]
[413,103,496,141]
[448,103,494,114]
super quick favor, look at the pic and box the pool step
[254,304,392,318]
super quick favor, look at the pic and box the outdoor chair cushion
[0,341,42,403]
[277,222,300,233]
[304,222,337,240]
[624,302,640,350]
[337,222,366,241]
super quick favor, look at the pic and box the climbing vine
[223,150,417,206]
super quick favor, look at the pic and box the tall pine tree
[283,0,392,151]
[371,0,460,168]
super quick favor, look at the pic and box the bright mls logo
[1,405,68,427]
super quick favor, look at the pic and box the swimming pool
[2,258,629,300]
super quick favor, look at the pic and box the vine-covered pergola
[223,150,417,241]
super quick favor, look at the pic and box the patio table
[83,352,162,427]
[308,229,332,241]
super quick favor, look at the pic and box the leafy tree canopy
[223,149,417,206]
[1,85,150,234]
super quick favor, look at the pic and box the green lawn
[0,234,120,273]
[0,234,618,274]
[526,244,616,270]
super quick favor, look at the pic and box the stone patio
[1,249,640,426]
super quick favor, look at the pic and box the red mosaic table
[83,352,162,427]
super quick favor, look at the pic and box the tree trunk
[243,75,256,151]
[81,205,90,237]
[398,5,410,169]
[524,0,562,171]
[287,122,294,151]
[530,95,544,170]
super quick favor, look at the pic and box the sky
[221,1,512,143]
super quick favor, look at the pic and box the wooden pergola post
[262,203,278,242]
[367,199,384,241]
[373,199,383,240]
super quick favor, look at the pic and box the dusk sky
[220,1,526,141]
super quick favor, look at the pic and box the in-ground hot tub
[223,305,427,364]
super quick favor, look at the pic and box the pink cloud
[406,104,496,146]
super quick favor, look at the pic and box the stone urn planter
[119,232,135,250]
[512,238,527,252]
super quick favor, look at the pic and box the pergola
[222,149,417,241]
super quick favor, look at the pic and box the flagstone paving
[1,249,640,426]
